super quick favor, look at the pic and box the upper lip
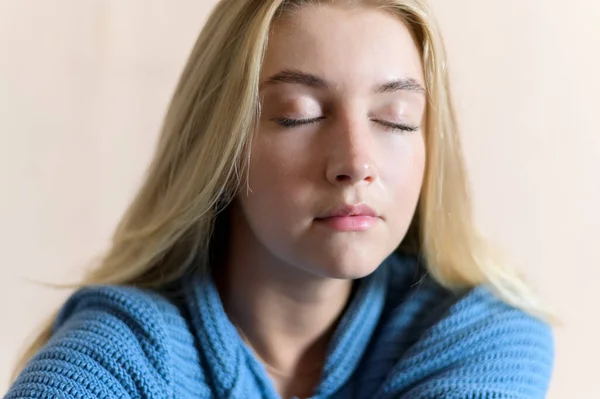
[317,204,379,219]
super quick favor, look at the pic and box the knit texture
[5,254,554,399]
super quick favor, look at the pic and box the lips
[317,204,378,219]
[315,204,380,232]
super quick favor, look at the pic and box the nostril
[327,163,378,185]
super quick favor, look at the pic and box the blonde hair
[11,0,552,383]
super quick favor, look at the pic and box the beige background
[1,1,598,397]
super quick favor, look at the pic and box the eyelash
[274,117,419,133]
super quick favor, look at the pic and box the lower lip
[316,216,379,231]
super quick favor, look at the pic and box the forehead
[261,5,424,90]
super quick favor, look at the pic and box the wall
[1,1,598,397]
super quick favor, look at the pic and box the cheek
[385,132,425,177]
[240,136,313,232]
[381,135,426,223]
[247,136,307,199]
[248,130,310,184]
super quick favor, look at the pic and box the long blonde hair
[11,0,551,383]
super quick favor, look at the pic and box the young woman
[6,1,554,398]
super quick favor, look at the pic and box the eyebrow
[261,69,426,94]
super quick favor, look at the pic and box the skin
[222,4,426,398]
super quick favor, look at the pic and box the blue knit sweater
[5,254,554,399]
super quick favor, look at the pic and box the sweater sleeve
[4,285,173,399]
[384,286,554,399]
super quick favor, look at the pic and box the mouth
[315,204,380,232]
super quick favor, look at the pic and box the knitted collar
[184,261,390,398]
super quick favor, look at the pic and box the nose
[325,120,379,186]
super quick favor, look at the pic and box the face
[235,4,426,280]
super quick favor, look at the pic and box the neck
[216,206,353,397]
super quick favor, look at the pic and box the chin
[302,250,388,280]
[289,233,396,280]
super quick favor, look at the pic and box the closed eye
[371,119,419,133]
[274,117,324,127]
[273,117,419,133]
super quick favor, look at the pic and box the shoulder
[423,284,554,375]
[378,258,554,398]
[53,283,184,340]
[6,284,182,399]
